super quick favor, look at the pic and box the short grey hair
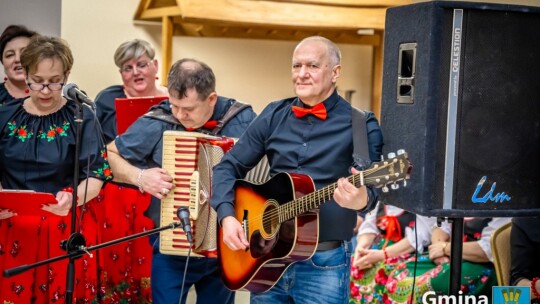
[297,36,341,66]
[113,39,155,68]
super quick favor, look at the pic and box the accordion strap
[210,101,250,135]
[144,108,181,125]
[144,101,249,135]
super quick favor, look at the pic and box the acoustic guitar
[218,151,411,293]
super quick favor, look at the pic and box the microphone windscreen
[62,83,78,99]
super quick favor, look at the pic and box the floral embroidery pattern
[94,163,113,181]
[10,282,24,296]
[94,149,113,181]
[38,121,70,142]
[7,121,33,142]
[99,272,152,304]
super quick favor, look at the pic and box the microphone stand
[63,100,84,304]
[3,222,182,278]
[438,217,464,295]
[449,217,464,294]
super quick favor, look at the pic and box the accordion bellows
[160,131,270,257]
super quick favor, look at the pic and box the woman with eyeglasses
[0,25,38,106]
[96,38,168,144]
[0,35,112,303]
[94,38,167,303]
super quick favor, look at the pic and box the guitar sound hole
[262,203,279,237]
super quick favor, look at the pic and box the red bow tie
[291,103,327,120]
[185,120,217,131]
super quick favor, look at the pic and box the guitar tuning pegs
[382,186,389,193]
[387,152,396,159]
[397,149,405,155]
[391,183,399,190]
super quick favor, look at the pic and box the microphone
[63,83,95,109]
[177,207,193,244]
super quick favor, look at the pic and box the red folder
[115,96,168,135]
[0,190,57,216]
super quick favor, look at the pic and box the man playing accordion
[106,58,256,304]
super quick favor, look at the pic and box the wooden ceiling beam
[134,0,152,20]
[139,6,183,20]
[161,16,174,84]
[175,22,381,45]
[271,0,407,7]
[178,0,389,30]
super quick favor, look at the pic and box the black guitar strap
[352,107,371,170]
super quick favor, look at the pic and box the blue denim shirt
[212,89,383,241]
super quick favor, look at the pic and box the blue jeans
[150,235,234,304]
[250,240,352,304]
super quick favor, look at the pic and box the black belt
[316,241,342,251]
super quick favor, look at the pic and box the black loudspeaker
[380,1,540,217]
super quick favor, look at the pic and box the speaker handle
[397,43,417,104]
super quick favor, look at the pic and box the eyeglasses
[120,61,151,74]
[27,82,65,91]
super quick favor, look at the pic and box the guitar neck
[278,173,364,222]
[275,152,411,223]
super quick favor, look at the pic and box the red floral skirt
[93,183,153,303]
[0,202,101,303]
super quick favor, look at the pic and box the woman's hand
[428,241,448,261]
[353,249,384,269]
[433,256,450,265]
[42,190,73,216]
[0,209,17,220]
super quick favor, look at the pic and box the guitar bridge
[242,210,249,251]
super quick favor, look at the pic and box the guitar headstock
[364,150,412,191]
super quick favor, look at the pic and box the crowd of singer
[0,24,538,304]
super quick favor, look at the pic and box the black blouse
[0,98,111,193]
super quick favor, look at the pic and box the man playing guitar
[212,36,384,304]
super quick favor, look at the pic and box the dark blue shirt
[95,85,125,144]
[0,82,17,107]
[211,90,383,241]
[115,96,257,227]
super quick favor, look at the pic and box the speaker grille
[454,9,540,213]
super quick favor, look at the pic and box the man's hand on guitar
[221,216,249,251]
[333,168,368,210]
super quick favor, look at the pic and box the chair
[490,222,512,286]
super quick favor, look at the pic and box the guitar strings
[243,175,392,227]
[242,161,403,226]
[244,163,398,225]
